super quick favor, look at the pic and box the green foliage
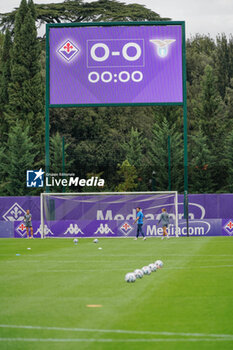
[115,159,138,192]
[148,117,183,191]
[49,132,73,192]
[214,34,232,98]
[189,128,215,193]
[224,78,233,120]
[50,132,72,174]
[223,129,233,192]
[122,127,143,169]
[82,171,105,192]
[50,106,154,190]
[186,35,215,85]
[0,29,12,142]
[0,0,169,31]
[7,0,43,146]
[0,124,37,195]
[0,29,12,106]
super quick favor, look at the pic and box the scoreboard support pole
[182,22,189,236]
[45,24,50,193]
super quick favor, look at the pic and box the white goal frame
[40,191,179,239]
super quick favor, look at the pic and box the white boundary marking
[0,337,233,343]
[165,265,233,270]
[0,325,233,339]
[27,265,233,273]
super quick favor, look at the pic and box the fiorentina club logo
[2,203,26,221]
[120,221,134,236]
[57,40,80,62]
[224,220,233,235]
[16,222,26,237]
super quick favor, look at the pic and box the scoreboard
[48,23,183,106]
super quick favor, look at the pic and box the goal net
[40,191,179,238]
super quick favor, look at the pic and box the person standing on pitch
[133,207,146,240]
[24,209,34,239]
[158,208,170,240]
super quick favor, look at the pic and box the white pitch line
[164,265,233,270]
[0,325,233,339]
[0,337,233,343]
[31,265,233,273]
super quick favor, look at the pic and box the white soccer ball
[73,238,78,244]
[134,269,143,279]
[148,263,157,272]
[155,260,163,268]
[93,239,99,243]
[125,273,136,283]
[142,266,151,275]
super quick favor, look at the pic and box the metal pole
[182,22,189,236]
[45,24,50,193]
[175,191,179,237]
[168,135,171,191]
[40,193,44,239]
[62,136,65,193]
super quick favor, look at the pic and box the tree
[223,129,233,192]
[197,65,227,190]
[0,29,12,106]
[0,29,12,142]
[7,0,44,149]
[50,132,72,173]
[224,78,233,121]
[214,34,231,98]
[49,132,73,192]
[186,34,215,85]
[148,117,183,191]
[0,124,37,195]
[0,0,169,32]
[122,127,143,169]
[198,65,225,146]
[115,159,138,192]
[189,128,215,193]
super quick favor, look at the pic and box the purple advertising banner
[1,194,233,237]
[49,24,183,105]
[13,219,223,238]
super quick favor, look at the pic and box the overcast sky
[0,0,232,38]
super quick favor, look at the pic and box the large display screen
[49,24,183,105]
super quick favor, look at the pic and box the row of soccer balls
[125,260,164,283]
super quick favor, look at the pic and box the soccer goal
[40,191,179,239]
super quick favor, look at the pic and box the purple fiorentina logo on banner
[120,221,134,236]
[16,222,26,237]
[2,202,26,221]
[223,219,233,235]
[57,40,80,62]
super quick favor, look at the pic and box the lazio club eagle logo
[150,39,176,58]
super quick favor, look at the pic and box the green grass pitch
[0,236,233,350]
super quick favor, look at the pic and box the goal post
[40,191,179,239]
